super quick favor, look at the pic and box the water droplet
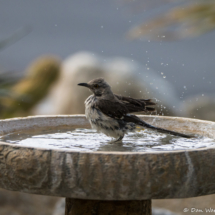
[163,76,166,78]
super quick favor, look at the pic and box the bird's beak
[78,83,90,88]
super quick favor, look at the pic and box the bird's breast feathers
[84,95,127,138]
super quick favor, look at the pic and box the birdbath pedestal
[0,115,215,215]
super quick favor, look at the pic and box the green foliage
[0,56,61,119]
[127,1,215,40]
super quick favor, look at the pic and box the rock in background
[33,52,185,117]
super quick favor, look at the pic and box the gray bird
[78,78,192,142]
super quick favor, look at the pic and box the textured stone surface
[0,115,215,200]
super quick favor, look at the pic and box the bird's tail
[125,114,193,138]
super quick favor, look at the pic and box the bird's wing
[114,94,156,113]
[94,99,128,119]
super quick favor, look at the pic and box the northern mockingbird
[78,78,191,142]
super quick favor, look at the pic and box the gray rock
[33,52,184,116]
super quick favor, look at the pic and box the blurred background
[0,0,215,214]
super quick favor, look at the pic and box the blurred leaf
[0,56,61,119]
[0,26,32,51]
[127,2,215,40]
[122,0,182,13]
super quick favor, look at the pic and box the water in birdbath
[1,127,215,152]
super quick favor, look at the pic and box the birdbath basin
[0,115,215,215]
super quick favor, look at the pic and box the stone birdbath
[0,115,215,215]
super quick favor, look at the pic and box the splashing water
[0,128,214,152]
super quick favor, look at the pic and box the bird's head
[78,78,112,97]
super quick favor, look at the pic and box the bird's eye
[94,84,99,88]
